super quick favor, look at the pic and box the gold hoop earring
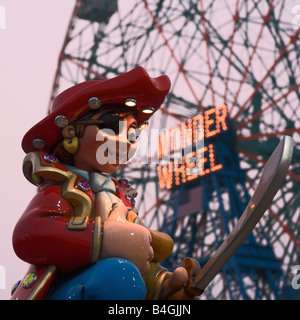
[63,137,79,155]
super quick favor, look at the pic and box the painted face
[73,108,138,174]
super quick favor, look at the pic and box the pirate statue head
[22,66,170,173]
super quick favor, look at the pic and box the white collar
[64,164,116,194]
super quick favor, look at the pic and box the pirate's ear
[61,125,76,139]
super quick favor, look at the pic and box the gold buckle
[68,216,89,231]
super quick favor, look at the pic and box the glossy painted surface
[49,258,146,300]
[13,183,94,273]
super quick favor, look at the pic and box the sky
[0,0,298,301]
[0,0,75,300]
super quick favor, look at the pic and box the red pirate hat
[22,67,171,154]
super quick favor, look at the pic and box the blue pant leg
[49,258,146,300]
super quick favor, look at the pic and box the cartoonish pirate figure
[11,67,202,300]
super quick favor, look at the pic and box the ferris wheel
[50,0,300,300]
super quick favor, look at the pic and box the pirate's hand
[159,258,203,300]
[100,203,154,276]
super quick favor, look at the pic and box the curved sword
[190,135,294,293]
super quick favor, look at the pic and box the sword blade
[192,135,294,291]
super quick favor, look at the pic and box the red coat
[11,151,137,299]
